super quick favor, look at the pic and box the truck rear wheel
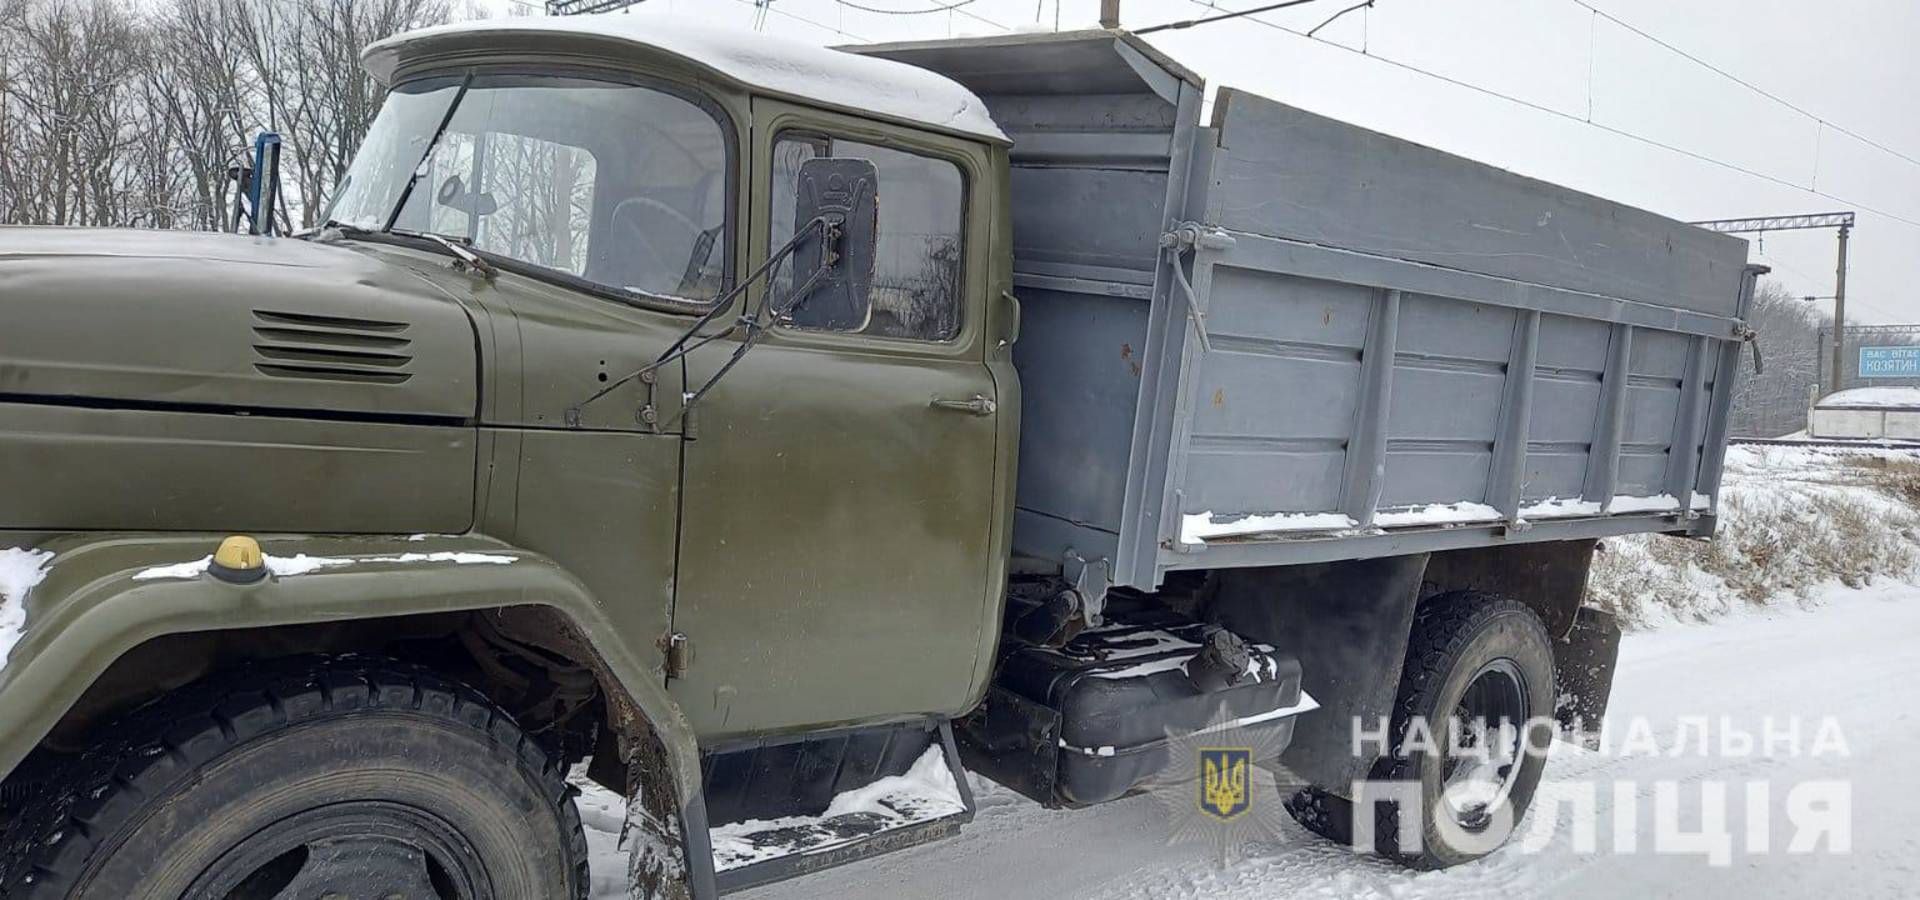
[1284,592,1556,869]
[0,657,588,899]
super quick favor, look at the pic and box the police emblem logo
[1198,747,1252,821]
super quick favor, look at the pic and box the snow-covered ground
[579,445,1920,897]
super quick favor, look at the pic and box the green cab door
[668,101,1010,739]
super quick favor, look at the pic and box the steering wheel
[612,195,702,237]
[607,196,709,295]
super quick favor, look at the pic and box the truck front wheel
[1285,592,1556,869]
[0,657,588,899]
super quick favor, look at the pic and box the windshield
[329,73,731,303]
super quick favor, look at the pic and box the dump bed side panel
[1146,88,1754,587]
[1204,91,1752,316]
[857,35,1752,591]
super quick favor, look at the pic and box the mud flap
[693,721,974,894]
[1553,606,1622,749]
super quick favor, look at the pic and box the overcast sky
[497,0,1920,326]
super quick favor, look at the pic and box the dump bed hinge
[1733,321,1763,375]
[1158,223,1237,354]
[1159,221,1236,253]
[1061,549,1112,627]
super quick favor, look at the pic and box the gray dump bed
[859,30,1757,591]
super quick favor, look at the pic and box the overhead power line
[834,0,978,15]
[1306,0,1373,38]
[833,0,1013,34]
[731,0,868,40]
[1136,0,1326,35]
[1168,0,1920,231]
[721,0,1015,47]
[1568,0,1920,172]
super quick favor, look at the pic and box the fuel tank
[0,228,480,534]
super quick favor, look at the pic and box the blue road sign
[1859,346,1920,378]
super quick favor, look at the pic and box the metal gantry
[546,0,645,14]
[1691,211,1855,395]
[1690,212,1856,234]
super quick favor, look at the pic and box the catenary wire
[1167,0,1920,231]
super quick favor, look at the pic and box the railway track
[1731,435,1920,449]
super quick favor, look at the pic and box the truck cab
[344,19,1024,740]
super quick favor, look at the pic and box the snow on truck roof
[362,12,1008,143]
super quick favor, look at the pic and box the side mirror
[785,157,878,332]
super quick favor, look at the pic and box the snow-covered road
[699,582,1916,899]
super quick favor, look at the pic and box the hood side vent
[252,309,415,385]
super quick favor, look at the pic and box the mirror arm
[656,235,840,434]
[565,215,834,425]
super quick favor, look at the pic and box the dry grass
[1587,454,1920,629]
[1841,454,1920,507]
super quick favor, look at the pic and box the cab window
[770,132,965,341]
[337,73,732,305]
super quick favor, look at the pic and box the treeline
[1729,281,1829,438]
[0,0,452,232]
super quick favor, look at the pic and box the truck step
[703,720,974,893]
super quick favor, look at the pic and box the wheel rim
[1440,658,1530,832]
[185,801,492,900]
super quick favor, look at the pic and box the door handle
[930,394,997,416]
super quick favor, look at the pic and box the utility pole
[1833,223,1851,392]
[1690,211,1856,394]
[1101,0,1121,28]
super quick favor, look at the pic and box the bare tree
[0,0,451,230]
[1729,281,1828,437]
[0,0,156,226]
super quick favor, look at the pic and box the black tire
[1284,592,1556,869]
[0,657,589,899]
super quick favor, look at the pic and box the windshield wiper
[316,218,498,279]
[383,72,473,234]
[391,227,498,279]
[294,218,371,242]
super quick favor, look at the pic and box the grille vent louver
[251,310,414,385]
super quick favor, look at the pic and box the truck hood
[0,228,477,420]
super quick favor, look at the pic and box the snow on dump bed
[0,548,54,670]
[362,12,1007,142]
[1182,491,1710,544]
[1814,386,1920,409]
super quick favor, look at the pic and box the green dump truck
[0,14,1757,899]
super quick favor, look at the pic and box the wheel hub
[187,802,489,900]
[1440,658,1529,831]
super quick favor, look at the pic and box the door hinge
[661,632,692,678]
